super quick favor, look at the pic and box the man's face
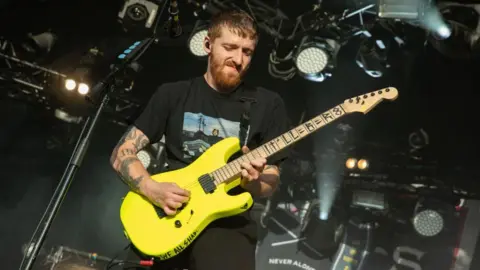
[205,27,256,91]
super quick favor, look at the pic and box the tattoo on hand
[119,157,144,190]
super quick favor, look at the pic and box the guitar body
[120,137,253,260]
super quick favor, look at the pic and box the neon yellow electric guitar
[119,87,398,260]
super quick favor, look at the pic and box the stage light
[377,0,432,20]
[299,199,345,253]
[188,20,209,57]
[118,0,161,34]
[355,38,390,78]
[136,140,167,174]
[293,36,341,82]
[22,32,57,54]
[346,158,357,169]
[413,209,444,237]
[351,190,387,211]
[64,67,91,95]
[64,79,76,91]
[426,3,480,59]
[357,159,369,170]
[412,198,455,237]
[137,149,153,169]
[77,83,89,95]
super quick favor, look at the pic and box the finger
[163,206,176,216]
[166,199,182,209]
[241,169,250,180]
[170,193,190,203]
[170,184,190,197]
[251,159,266,170]
[242,146,250,154]
[242,162,259,178]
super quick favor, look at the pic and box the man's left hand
[240,146,267,182]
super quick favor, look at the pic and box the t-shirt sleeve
[134,84,171,144]
[262,94,291,167]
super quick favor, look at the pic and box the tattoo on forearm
[110,126,151,165]
[264,165,277,171]
[111,127,135,163]
[133,134,149,151]
[120,148,136,157]
[118,157,144,190]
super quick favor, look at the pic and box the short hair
[207,9,258,42]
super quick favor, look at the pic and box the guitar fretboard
[210,104,348,185]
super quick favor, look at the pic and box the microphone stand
[18,37,156,270]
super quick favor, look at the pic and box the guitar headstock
[342,87,398,114]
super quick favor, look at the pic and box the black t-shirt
[134,76,290,171]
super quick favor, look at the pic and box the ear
[204,35,212,54]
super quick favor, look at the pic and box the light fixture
[136,141,167,174]
[377,0,432,20]
[346,158,357,169]
[426,3,480,59]
[355,37,390,78]
[299,199,345,253]
[64,67,91,95]
[188,20,209,57]
[412,198,455,237]
[357,159,369,170]
[21,31,57,56]
[63,48,103,95]
[293,36,341,82]
[118,0,160,34]
[351,190,387,211]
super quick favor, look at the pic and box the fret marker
[322,112,334,122]
[304,122,315,132]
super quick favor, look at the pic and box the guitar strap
[238,86,257,147]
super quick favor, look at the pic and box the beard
[209,51,247,91]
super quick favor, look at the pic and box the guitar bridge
[198,174,216,194]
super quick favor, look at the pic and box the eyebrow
[222,42,254,52]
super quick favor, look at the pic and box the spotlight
[426,3,480,59]
[355,38,390,78]
[64,48,102,95]
[357,159,369,170]
[77,83,89,95]
[136,141,167,174]
[299,199,345,253]
[188,20,209,57]
[64,67,91,95]
[118,0,161,34]
[346,158,357,169]
[413,209,443,237]
[293,36,341,82]
[377,0,432,20]
[351,190,387,211]
[21,31,57,55]
[412,198,455,237]
[64,79,76,91]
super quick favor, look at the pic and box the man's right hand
[140,178,190,215]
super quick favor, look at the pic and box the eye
[243,50,253,56]
[223,45,234,51]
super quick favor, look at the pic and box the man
[110,9,290,270]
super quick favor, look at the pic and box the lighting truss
[0,44,66,109]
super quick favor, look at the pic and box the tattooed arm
[110,126,152,194]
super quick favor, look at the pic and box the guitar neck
[211,104,349,185]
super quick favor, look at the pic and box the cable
[104,243,155,270]
[105,244,131,270]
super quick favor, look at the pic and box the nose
[232,49,243,66]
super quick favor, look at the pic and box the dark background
[0,0,479,269]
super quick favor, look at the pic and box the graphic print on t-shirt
[182,112,240,160]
